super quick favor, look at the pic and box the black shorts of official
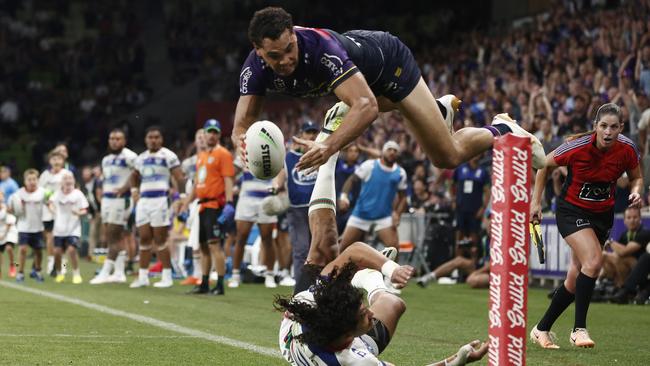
[0,242,15,252]
[43,220,54,232]
[342,31,421,103]
[555,198,613,246]
[456,211,482,236]
[54,236,80,250]
[199,207,224,245]
[365,318,391,355]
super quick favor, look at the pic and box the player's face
[624,209,641,230]
[24,174,38,191]
[109,132,126,152]
[205,130,220,148]
[255,29,298,77]
[352,304,374,336]
[345,145,359,163]
[594,114,621,149]
[0,167,8,180]
[382,148,399,165]
[145,130,163,151]
[301,130,318,141]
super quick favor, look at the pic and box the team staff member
[530,103,643,349]
[181,119,235,295]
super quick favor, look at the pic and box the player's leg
[152,225,173,288]
[466,270,490,289]
[188,208,212,294]
[44,222,55,276]
[258,222,277,288]
[375,223,399,253]
[416,256,475,287]
[17,240,28,281]
[565,229,601,347]
[339,221,367,253]
[131,223,153,288]
[6,243,15,277]
[230,219,254,288]
[208,239,226,295]
[614,257,636,288]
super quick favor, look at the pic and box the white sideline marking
[0,281,281,359]
[0,333,198,339]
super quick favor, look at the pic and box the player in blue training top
[232,7,546,176]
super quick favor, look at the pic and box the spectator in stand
[409,179,431,213]
[601,207,650,288]
[611,250,650,304]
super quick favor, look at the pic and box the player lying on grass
[274,147,488,365]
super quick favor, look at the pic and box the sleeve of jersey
[239,51,267,96]
[552,142,574,166]
[626,143,640,170]
[319,37,359,90]
[398,168,408,190]
[354,160,373,181]
[167,151,181,169]
[78,191,90,209]
[219,150,236,177]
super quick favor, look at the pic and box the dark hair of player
[248,7,294,48]
[274,262,364,347]
[145,125,164,136]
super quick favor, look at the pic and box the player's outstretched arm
[297,73,378,171]
[321,242,414,287]
[232,94,265,158]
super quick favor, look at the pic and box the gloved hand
[217,202,236,226]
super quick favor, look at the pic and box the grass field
[1,261,648,366]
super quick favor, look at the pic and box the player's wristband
[381,260,399,280]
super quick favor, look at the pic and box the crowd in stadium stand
[1,1,650,303]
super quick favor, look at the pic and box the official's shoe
[437,94,462,133]
[279,275,296,287]
[210,286,225,296]
[530,325,560,349]
[55,274,65,283]
[570,328,595,348]
[491,113,546,169]
[228,274,240,288]
[72,275,83,284]
[180,276,201,286]
[34,272,44,283]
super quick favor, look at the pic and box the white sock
[114,252,126,276]
[47,256,54,272]
[139,268,149,282]
[100,259,115,277]
[162,268,172,282]
[351,269,389,304]
[192,253,202,278]
[73,268,80,277]
[308,152,340,215]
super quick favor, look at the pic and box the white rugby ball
[245,120,286,180]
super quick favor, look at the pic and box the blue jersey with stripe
[285,150,317,207]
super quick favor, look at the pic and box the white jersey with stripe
[38,168,71,193]
[51,189,89,237]
[134,148,180,194]
[279,290,384,366]
[102,148,137,194]
[15,187,46,233]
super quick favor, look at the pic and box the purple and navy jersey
[240,26,360,98]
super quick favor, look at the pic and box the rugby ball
[245,120,285,180]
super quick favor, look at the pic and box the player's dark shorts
[555,198,613,246]
[277,213,289,233]
[456,211,481,235]
[199,207,224,245]
[43,220,54,231]
[54,236,80,250]
[126,210,135,231]
[336,30,421,103]
[365,318,391,354]
[19,232,44,249]
[0,242,15,252]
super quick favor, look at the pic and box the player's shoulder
[122,147,138,159]
[616,134,640,155]
[554,134,592,157]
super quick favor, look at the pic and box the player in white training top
[9,169,48,282]
[49,171,88,284]
[0,190,18,279]
[91,128,138,284]
[119,126,185,288]
[39,150,72,276]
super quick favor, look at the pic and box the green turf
[1,261,648,365]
